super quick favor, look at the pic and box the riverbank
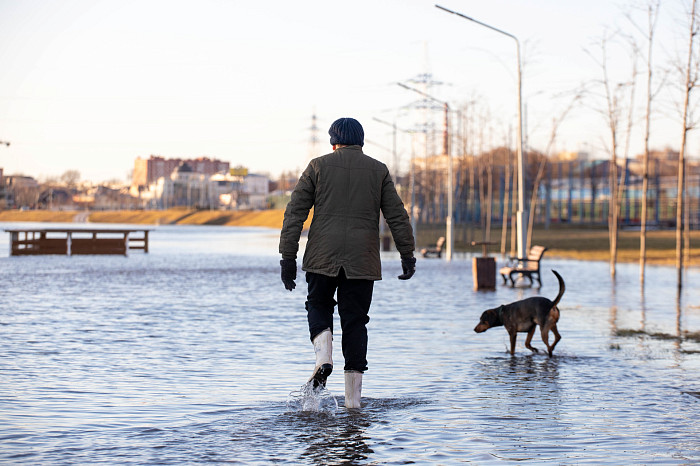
[0,208,291,229]
[418,223,699,267]
[0,208,696,266]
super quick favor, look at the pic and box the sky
[0,0,696,183]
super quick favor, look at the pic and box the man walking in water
[279,117,416,409]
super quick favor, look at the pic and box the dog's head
[474,306,503,333]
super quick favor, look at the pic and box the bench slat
[500,245,548,287]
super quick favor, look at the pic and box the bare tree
[485,149,494,242]
[14,185,40,208]
[500,146,512,256]
[475,109,491,242]
[510,158,518,257]
[627,0,662,286]
[675,0,699,289]
[60,170,81,189]
[587,32,637,278]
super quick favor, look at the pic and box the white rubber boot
[309,328,333,388]
[344,370,363,408]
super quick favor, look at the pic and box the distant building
[71,185,138,210]
[555,151,589,162]
[210,172,243,209]
[131,155,229,193]
[644,148,679,162]
[240,173,270,209]
[0,168,7,208]
[4,175,40,208]
[149,162,218,209]
[136,163,270,210]
[5,175,39,190]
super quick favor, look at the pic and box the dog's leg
[547,324,562,356]
[540,323,561,356]
[508,331,517,355]
[540,325,551,355]
[524,328,539,353]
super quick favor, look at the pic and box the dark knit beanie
[328,117,364,147]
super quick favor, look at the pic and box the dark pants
[305,269,374,372]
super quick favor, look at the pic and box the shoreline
[0,208,696,266]
[0,208,290,229]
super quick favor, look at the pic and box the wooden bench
[420,236,445,258]
[499,245,548,287]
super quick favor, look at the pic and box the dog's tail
[551,270,565,307]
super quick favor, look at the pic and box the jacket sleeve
[279,163,316,260]
[380,170,415,258]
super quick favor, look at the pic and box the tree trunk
[638,0,659,285]
[527,157,547,252]
[510,160,518,257]
[677,0,696,290]
[486,153,493,241]
[501,154,511,256]
[609,154,619,278]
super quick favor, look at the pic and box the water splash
[286,382,338,414]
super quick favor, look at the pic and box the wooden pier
[5,228,150,256]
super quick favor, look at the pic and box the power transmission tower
[403,72,445,157]
[398,47,449,241]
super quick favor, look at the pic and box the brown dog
[474,270,565,356]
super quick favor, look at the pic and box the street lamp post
[435,4,527,262]
[373,117,419,244]
[372,117,399,184]
[397,82,454,261]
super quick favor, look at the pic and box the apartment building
[132,155,229,191]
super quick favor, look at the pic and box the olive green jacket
[279,145,414,280]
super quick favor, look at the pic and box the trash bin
[471,241,497,290]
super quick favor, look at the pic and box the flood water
[1,222,699,464]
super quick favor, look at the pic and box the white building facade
[136,164,269,210]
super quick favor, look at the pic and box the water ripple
[0,225,699,464]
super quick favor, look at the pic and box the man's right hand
[398,256,416,280]
[280,259,297,291]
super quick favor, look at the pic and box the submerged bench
[421,236,445,258]
[499,245,548,287]
[5,228,150,256]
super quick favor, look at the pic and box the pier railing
[5,228,150,256]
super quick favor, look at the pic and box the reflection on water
[1,223,699,464]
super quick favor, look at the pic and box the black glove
[280,259,297,291]
[398,256,416,280]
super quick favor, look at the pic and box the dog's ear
[487,306,504,325]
